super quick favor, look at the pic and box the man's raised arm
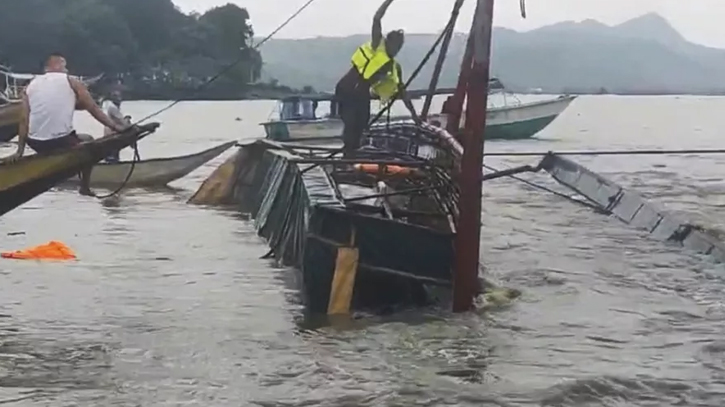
[372,0,396,48]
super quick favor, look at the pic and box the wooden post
[452,0,495,313]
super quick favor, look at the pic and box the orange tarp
[1,241,76,260]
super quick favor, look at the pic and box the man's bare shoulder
[67,76,86,90]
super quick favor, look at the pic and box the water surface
[1,96,725,406]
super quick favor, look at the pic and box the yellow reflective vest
[351,40,401,102]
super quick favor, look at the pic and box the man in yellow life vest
[334,0,420,157]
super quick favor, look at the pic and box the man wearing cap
[334,0,420,157]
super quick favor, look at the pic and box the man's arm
[69,78,126,134]
[372,0,395,48]
[15,93,30,156]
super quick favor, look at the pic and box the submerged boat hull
[0,123,159,216]
[63,141,236,188]
[190,125,462,315]
[262,95,576,142]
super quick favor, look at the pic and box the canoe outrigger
[537,153,725,264]
[0,122,160,217]
[62,140,236,189]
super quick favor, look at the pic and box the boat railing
[361,121,459,168]
[0,70,103,102]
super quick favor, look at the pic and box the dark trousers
[338,94,370,157]
[27,132,83,152]
[27,132,93,191]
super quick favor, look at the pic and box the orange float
[353,163,415,176]
[1,241,77,260]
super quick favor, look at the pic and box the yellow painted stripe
[327,247,359,315]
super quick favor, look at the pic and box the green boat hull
[481,113,558,140]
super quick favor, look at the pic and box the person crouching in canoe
[334,0,420,158]
[5,52,128,196]
[101,89,132,163]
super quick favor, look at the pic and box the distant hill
[258,13,725,94]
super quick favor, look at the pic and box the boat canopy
[0,71,92,81]
[279,96,320,121]
[1,72,35,81]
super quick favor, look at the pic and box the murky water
[1,96,725,406]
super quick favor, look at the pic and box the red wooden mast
[452,0,495,312]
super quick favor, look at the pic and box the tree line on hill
[0,0,313,100]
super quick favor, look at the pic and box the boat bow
[0,123,160,216]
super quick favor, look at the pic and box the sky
[172,0,725,48]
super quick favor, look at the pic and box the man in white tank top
[7,53,127,196]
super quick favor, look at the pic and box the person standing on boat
[334,0,420,157]
[5,53,128,196]
[101,90,132,163]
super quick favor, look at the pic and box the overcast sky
[172,0,725,48]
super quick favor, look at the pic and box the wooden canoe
[0,123,160,217]
[64,140,237,188]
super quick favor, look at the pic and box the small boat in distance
[260,95,341,142]
[260,79,576,143]
[63,140,236,189]
[428,94,577,140]
[0,122,160,217]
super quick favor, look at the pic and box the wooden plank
[327,247,359,315]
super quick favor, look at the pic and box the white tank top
[26,72,76,140]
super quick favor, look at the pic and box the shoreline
[117,92,725,102]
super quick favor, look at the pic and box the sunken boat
[190,120,482,315]
[0,122,160,217]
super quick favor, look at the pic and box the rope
[482,163,600,210]
[94,0,318,198]
[94,142,141,199]
[483,147,725,157]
